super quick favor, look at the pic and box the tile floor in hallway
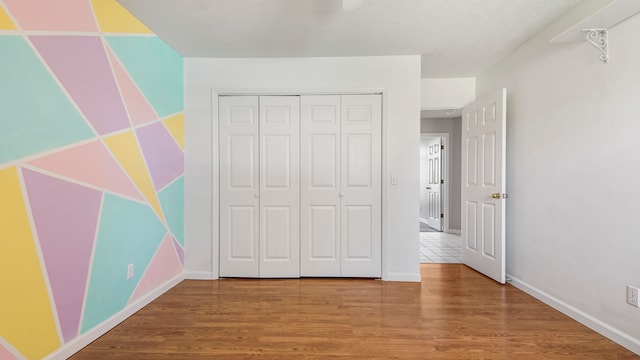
[420,231,462,263]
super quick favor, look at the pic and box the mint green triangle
[81,194,167,333]
[106,36,183,118]
[0,36,94,164]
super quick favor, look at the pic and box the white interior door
[219,96,260,277]
[341,94,381,277]
[259,96,300,277]
[426,137,442,230]
[300,95,341,276]
[419,140,430,223]
[461,88,507,284]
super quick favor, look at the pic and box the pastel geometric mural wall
[0,1,184,358]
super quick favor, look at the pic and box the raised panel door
[461,89,507,284]
[219,96,260,277]
[259,96,300,277]
[340,94,381,277]
[300,95,341,276]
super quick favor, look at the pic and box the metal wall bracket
[582,29,608,63]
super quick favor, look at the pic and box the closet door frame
[213,89,386,280]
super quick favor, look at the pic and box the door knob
[254,193,260,198]
[339,192,344,197]
[492,193,508,199]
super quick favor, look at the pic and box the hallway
[420,231,462,263]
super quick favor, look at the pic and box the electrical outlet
[627,285,639,307]
[127,264,134,280]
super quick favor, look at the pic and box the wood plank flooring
[71,264,638,359]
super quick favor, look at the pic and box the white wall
[477,1,640,354]
[184,56,422,281]
[421,78,475,110]
[420,117,462,230]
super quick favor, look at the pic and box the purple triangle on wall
[23,168,102,343]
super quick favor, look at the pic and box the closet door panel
[300,95,341,276]
[219,96,260,277]
[346,134,372,187]
[263,135,291,188]
[344,205,373,259]
[259,96,300,277]
[229,206,257,259]
[310,135,337,187]
[263,206,292,259]
[341,94,381,277]
[309,205,338,259]
[228,135,256,188]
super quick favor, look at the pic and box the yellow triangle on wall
[91,0,152,34]
[103,133,166,223]
[0,167,61,359]
[163,113,184,150]
[0,6,17,30]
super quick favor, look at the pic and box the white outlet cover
[627,285,639,307]
[127,264,134,280]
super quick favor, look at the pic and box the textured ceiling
[118,0,581,77]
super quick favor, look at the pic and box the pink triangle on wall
[106,45,159,126]
[28,140,144,201]
[128,234,183,304]
[3,0,98,32]
[0,342,21,360]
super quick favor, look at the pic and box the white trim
[44,273,184,360]
[447,228,461,235]
[420,133,450,233]
[210,88,219,279]
[383,272,422,282]
[381,91,388,282]
[215,88,386,96]
[419,218,429,224]
[185,271,216,280]
[507,274,640,356]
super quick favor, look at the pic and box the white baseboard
[507,274,640,356]
[44,273,185,360]
[419,218,429,224]
[185,271,215,280]
[384,272,422,282]
[447,228,461,234]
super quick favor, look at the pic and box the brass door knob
[492,193,501,199]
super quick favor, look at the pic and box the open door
[425,137,442,231]
[461,88,507,284]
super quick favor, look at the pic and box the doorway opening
[419,110,462,263]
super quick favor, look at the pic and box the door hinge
[441,145,444,150]
[440,214,444,218]
[440,179,444,184]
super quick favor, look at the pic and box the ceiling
[118,0,581,78]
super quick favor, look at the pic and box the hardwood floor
[71,264,638,359]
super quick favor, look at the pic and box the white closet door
[300,95,341,276]
[341,94,382,277]
[219,96,260,277]
[259,96,300,277]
